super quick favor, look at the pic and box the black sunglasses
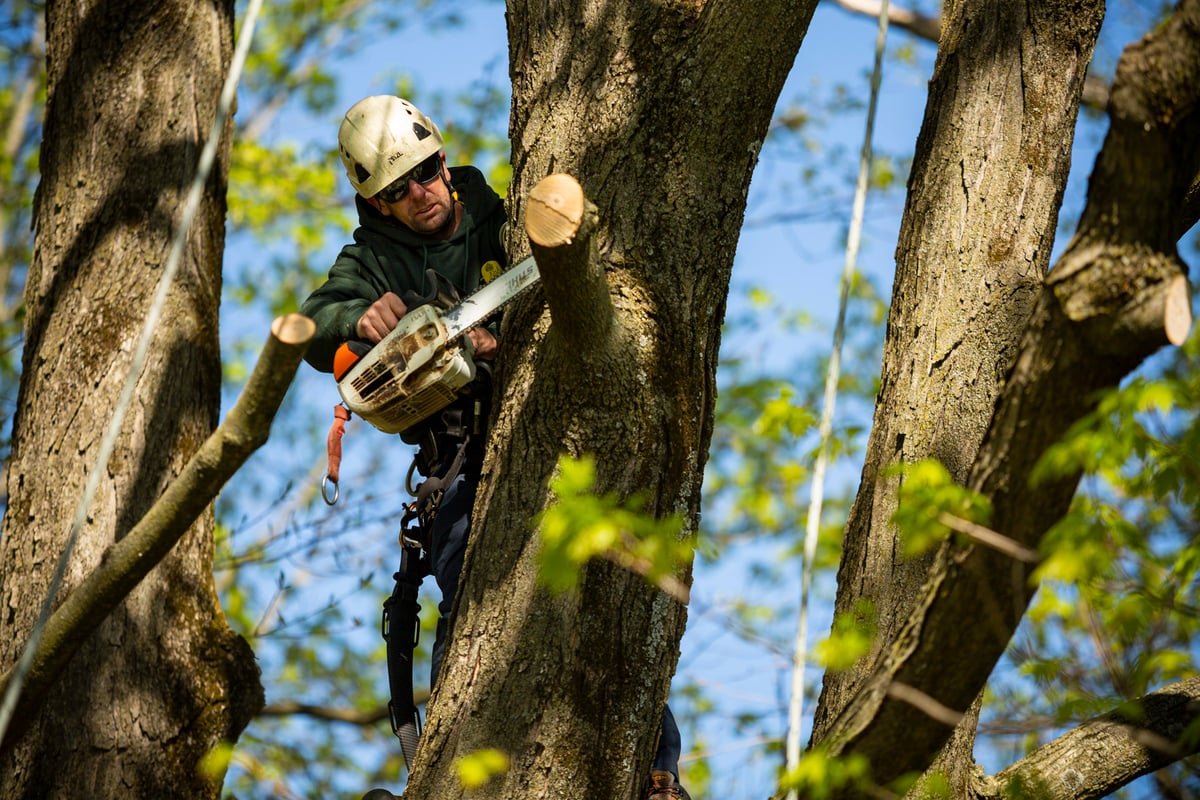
[375,152,443,203]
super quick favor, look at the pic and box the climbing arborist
[300,95,689,800]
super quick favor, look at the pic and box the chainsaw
[333,256,539,434]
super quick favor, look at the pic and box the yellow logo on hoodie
[481,260,502,284]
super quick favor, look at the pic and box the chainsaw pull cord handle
[323,404,352,505]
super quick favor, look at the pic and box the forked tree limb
[0,314,314,755]
[978,676,1200,800]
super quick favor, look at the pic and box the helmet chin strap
[433,173,460,238]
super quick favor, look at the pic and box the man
[302,96,689,800]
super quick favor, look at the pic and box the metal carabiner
[405,459,421,496]
[321,473,340,505]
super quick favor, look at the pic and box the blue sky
[216,2,1192,797]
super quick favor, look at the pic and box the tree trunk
[811,0,1105,785]
[811,0,1199,794]
[0,1,261,797]
[400,1,819,798]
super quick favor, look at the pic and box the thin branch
[601,549,692,606]
[886,681,965,729]
[259,697,429,726]
[826,0,939,40]
[937,513,1040,563]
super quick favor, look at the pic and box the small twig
[259,699,422,726]
[602,541,691,606]
[886,681,964,728]
[937,513,1040,563]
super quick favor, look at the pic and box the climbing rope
[785,1,891,793]
[0,0,266,745]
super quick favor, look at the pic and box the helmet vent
[354,162,371,183]
[413,122,431,141]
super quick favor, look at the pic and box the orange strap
[323,405,351,504]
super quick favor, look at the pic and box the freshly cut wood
[526,173,584,247]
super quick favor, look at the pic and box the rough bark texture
[812,0,1106,785]
[978,677,1200,800]
[0,1,261,797]
[812,0,1200,795]
[0,315,309,746]
[399,1,820,798]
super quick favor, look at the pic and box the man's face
[371,155,455,237]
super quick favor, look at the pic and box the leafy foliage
[777,749,873,799]
[6,0,1199,798]
[454,748,511,789]
[983,335,1200,792]
[538,454,691,598]
[891,459,993,559]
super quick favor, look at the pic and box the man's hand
[356,292,408,343]
[468,327,498,360]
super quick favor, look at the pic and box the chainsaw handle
[333,339,373,381]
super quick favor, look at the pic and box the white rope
[785,1,890,793]
[0,0,266,744]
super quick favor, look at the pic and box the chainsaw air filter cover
[337,303,476,434]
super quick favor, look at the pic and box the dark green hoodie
[300,165,507,372]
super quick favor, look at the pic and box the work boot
[646,769,692,799]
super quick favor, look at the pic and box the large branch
[817,0,1199,790]
[0,314,314,755]
[979,676,1200,800]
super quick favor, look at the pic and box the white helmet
[337,96,444,199]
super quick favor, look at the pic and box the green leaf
[454,748,510,789]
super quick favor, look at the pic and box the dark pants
[424,470,682,777]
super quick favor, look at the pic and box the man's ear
[366,196,392,218]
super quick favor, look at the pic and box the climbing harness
[323,394,479,770]
[382,499,430,769]
[321,271,496,770]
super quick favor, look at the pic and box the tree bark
[978,676,1200,800]
[0,1,261,797]
[812,0,1106,776]
[0,315,309,753]
[813,0,1199,794]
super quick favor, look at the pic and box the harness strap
[383,433,472,770]
[413,433,471,517]
[322,404,352,505]
[383,540,427,770]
